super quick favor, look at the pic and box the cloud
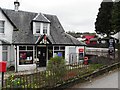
[0,0,103,33]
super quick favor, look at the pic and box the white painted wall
[65,46,85,64]
[0,41,2,61]
[17,64,36,71]
[0,10,14,43]
[65,46,69,64]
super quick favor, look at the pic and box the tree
[112,0,120,33]
[95,0,113,36]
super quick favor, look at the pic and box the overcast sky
[0,0,103,33]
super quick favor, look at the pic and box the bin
[0,61,7,72]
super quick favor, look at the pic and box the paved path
[72,70,119,88]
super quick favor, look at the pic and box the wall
[0,41,2,61]
[17,64,36,71]
[0,10,14,43]
[65,46,85,64]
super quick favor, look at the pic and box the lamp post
[0,41,2,89]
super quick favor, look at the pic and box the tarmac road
[71,70,119,89]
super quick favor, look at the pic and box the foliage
[95,0,113,36]
[112,0,120,33]
[47,56,66,78]
[6,74,24,88]
[67,31,97,38]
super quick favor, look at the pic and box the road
[71,70,119,88]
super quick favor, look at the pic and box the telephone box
[0,61,7,72]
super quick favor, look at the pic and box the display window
[19,46,34,65]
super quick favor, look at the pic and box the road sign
[108,38,115,55]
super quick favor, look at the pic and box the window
[0,21,5,34]
[19,46,34,65]
[36,22,40,34]
[43,23,48,34]
[34,22,50,35]
[53,46,65,58]
[2,45,8,61]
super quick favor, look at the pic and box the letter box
[0,61,7,72]
[84,57,88,65]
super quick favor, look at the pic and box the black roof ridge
[2,8,37,14]
[2,8,57,17]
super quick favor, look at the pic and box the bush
[47,56,66,77]
[46,56,66,86]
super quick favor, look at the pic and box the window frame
[19,46,35,65]
[43,23,48,34]
[0,20,5,34]
[2,45,8,61]
[35,22,41,34]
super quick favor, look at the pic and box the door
[37,47,46,67]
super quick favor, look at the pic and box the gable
[0,8,15,43]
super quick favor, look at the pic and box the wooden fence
[3,57,119,89]
[3,63,94,89]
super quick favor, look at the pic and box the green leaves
[95,0,114,36]
[95,0,120,36]
[112,0,120,33]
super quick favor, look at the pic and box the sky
[0,0,103,33]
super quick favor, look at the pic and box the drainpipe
[14,45,18,72]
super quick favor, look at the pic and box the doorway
[37,47,46,67]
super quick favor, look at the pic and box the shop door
[37,47,46,67]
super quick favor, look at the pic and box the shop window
[19,46,34,65]
[54,46,59,50]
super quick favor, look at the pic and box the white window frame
[19,45,35,65]
[0,20,5,34]
[33,22,50,35]
[2,45,8,61]
[43,23,48,34]
[35,22,41,34]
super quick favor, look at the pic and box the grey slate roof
[2,8,86,46]
[33,13,50,23]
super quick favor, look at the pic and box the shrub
[46,56,66,86]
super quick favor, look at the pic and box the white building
[0,1,85,72]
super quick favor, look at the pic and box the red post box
[0,61,7,72]
[84,57,88,65]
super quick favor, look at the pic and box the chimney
[14,0,20,11]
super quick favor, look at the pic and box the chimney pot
[14,0,20,11]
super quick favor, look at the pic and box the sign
[79,48,84,53]
[108,38,115,55]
